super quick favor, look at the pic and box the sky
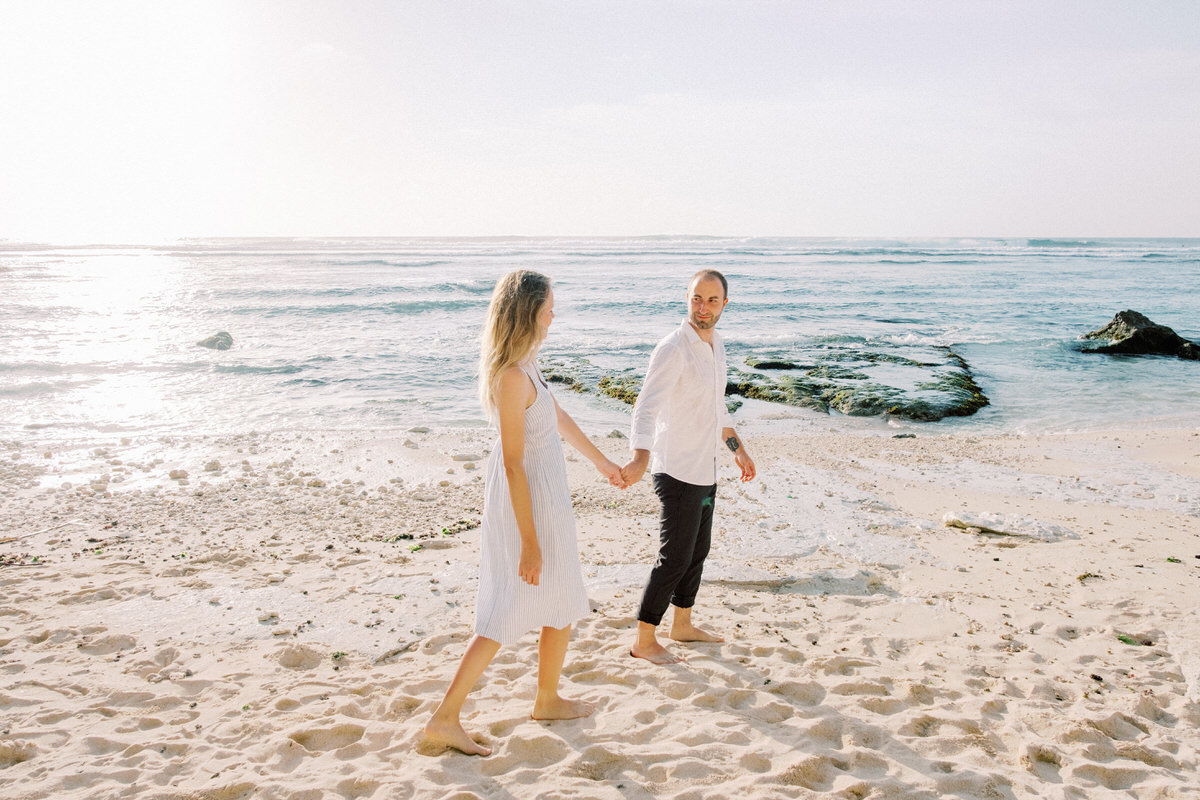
[2,0,1199,242]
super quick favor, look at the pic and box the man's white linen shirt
[630,318,735,486]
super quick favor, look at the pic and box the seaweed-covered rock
[912,351,991,419]
[728,347,989,421]
[1081,311,1199,360]
[744,356,810,371]
[826,385,905,416]
[727,370,831,413]
[540,345,989,422]
[597,376,641,405]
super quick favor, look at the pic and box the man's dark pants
[637,472,717,626]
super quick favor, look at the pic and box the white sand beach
[1,423,1198,799]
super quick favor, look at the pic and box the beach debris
[0,518,85,545]
[943,511,1079,542]
[892,433,916,439]
[451,453,482,462]
[374,640,419,663]
[1117,633,1155,647]
[1080,310,1199,360]
[196,331,233,350]
[1167,556,1182,563]
[441,519,479,536]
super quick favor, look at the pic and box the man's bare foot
[531,694,595,720]
[669,623,724,643]
[421,718,492,756]
[629,642,684,664]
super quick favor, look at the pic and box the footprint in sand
[385,694,424,720]
[739,752,771,773]
[287,722,366,752]
[830,679,891,697]
[58,586,123,605]
[935,771,1013,798]
[804,716,844,748]
[78,633,138,655]
[1089,711,1151,741]
[1070,762,1149,791]
[859,696,907,715]
[0,741,37,769]
[480,733,572,777]
[898,714,944,738]
[334,777,381,800]
[766,679,825,707]
[778,754,851,791]
[569,744,633,781]
[812,655,879,676]
[275,644,323,670]
[1022,742,1067,780]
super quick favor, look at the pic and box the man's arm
[624,341,682,485]
[722,426,755,482]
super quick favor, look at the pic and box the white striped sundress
[474,363,590,646]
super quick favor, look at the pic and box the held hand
[518,543,542,586]
[620,459,647,486]
[597,458,627,489]
[735,450,756,482]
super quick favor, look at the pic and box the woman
[423,270,625,756]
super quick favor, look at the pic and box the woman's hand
[519,542,542,586]
[597,458,627,489]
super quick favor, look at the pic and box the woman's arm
[496,367,542,584]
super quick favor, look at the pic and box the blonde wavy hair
[478,270,551,415]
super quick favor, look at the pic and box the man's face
[687,277,728,331]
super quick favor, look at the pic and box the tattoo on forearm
[726,436,740,453]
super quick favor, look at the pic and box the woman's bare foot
[531,694,595,720]
[421,717,492,756]
[669,623,724,643]
[629,642,684,664]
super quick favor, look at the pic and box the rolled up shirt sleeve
[630,339,683,452]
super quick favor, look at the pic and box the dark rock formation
[541,346,990,422]
[744,357,811,371]
[597,376,641,404]
[197,331,233,350]
[727,347,989,421]
[1082,311,1198,360]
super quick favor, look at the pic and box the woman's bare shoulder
[497,364,536,401]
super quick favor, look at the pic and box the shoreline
[1,424,1198,798]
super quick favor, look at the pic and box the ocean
[2,236,1198,444]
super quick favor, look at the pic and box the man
[621,269,756,665]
